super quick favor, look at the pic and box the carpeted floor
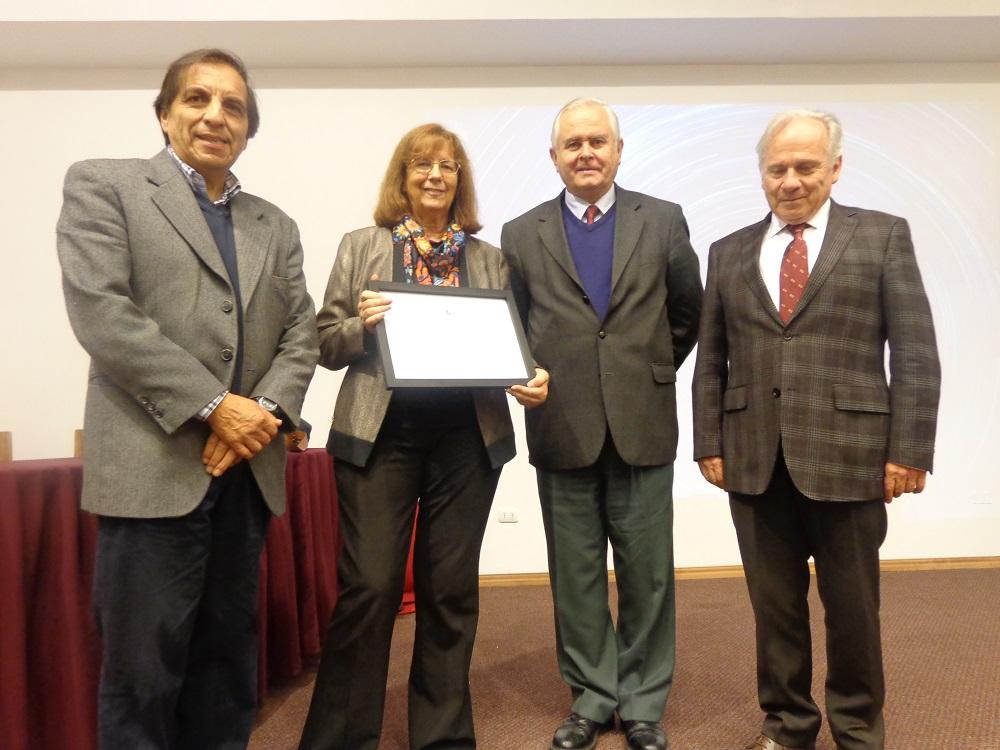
[249,567,1000,749]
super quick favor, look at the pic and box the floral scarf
[391,215,465,287]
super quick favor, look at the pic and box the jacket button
[154,410,164,419]
[221,348,234,361]
[783,334,792,341]
[598,330,606,339]
[222,299,234,313]
[772,388,781,398]
[582,294,590,303]
[145,402,156,412]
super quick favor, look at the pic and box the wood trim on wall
[479,556,1000,588]
[0,431,11,461]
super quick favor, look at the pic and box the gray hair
[756,109,843,170]
[550,97,622,149]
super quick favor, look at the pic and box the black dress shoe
[622,720,668,750]
[551,713,609,750]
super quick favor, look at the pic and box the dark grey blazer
[318,227,516,469]
[57,150,319,518]
[500,187,703,470]
[692,201,941,502]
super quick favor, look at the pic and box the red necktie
[585,204,600,224]
[779,223,809,324]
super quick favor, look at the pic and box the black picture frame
[372,281,534,388]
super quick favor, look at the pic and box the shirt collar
[563,184,617,221]
[767,197,832,239]
[166,145,242,206]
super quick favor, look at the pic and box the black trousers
[730,450,888,750]
[298,413,501,750]
[92,462,270,750]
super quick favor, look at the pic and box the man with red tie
[692,110,941,750]
[502,98,703,750]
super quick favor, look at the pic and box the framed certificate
[372,281,534,388]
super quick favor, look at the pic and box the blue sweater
[562,201,617,322]
[196,193,244,394]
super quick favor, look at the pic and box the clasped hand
[202,393,282,476]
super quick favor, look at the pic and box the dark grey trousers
[537,434,676,725]
[730,449,888,750]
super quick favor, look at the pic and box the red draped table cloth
[0,449,341,750]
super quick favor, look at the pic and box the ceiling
[2,15,1000,72]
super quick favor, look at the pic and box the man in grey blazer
[57,49,318,748]
[692,110,940,750]
[501,99,702,750]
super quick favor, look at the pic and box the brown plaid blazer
[692,201,940,502]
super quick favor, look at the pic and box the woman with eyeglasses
[298,123,548,750]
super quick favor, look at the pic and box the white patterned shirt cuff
[196,390,229,421]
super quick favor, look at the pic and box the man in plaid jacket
[692,109,940,750]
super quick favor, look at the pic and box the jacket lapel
[740,217,781,324]
[374,230,394,282]
[793,200,856,319]
[147,150,229,284]
[230,195,271,306]
[609,187,642,298]
[537,194,584,290]
[464,236,488,289]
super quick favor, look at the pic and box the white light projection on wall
[437,101,998,519]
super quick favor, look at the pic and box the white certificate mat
[373,282,533,388]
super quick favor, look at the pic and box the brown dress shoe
[742,733,816,750]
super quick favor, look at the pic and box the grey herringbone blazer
[318,227,516,470]
[501,188,703,470]
[692,201,941,502]
[58,150,319,518]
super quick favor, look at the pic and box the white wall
[2,63,999,573]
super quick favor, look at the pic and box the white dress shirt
[564,185,617,221]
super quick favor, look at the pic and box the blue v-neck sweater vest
[196,193,245,394]
[562,201,617,322]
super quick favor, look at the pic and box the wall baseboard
[479,556,1000,588]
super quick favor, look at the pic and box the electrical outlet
[498,510,518,523]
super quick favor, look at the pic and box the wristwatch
[255,396,279,413]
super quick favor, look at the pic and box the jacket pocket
[723,386,748,412]
[832,384,890,414]
[270,273,292,298]
[651,363,676,383]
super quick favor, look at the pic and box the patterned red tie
[779,223,809,324]
[585,204,600,224]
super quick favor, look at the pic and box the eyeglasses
[407,158,461,175]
